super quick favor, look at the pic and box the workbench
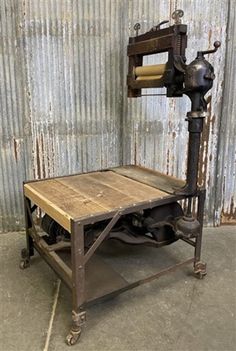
[21,165,206,345]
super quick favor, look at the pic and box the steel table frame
[22,180,206,344]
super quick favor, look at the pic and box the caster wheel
[66,329,81,346]
[19,259,30,270]
[195,271,207,279]
[194,262,206,279]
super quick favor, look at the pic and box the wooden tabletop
[24,168,172,232]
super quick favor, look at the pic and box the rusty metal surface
[215,0,236,225]
[58,251,129,304]
[0,0,235,231]
[21,185,206,344]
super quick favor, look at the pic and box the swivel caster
[195,271,206,279]
[20,248,30,269]
[19,259,30,270]
[66,328,81,346]
[194,261,207,279]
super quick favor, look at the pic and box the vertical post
[194,189,207,277]
[24,196,34,257]
[184,116,204,194]
[195,189,205,263]
[175,115,205,195]
[67,220,86,345]
[71,220,85,310]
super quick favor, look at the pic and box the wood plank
[127,35,172,56]
[59,171,139,210]
[111,165,185,194]
[59,171,166,211]
[131,25,175,43]
[24,169,172,227]
[24,179,108,231]
[24,183,72,232]
[86,171,167,200]
[28,179,107,215]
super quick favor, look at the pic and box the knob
[197,41,221,58]
[172,9,184,24]
[134,23,141,36]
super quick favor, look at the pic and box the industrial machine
[20,10,220,346]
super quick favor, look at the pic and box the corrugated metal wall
[0,0,124,231]
[0,0,235,232]
[215,0,236,224]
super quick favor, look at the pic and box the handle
[150,20,169,32]
[197,41,221,57]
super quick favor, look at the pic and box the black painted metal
[127,15,220,196]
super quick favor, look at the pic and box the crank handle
[197,41,221,58]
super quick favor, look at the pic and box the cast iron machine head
[127,10,221,241]
[127,10,220,195]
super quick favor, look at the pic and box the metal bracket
[72,310,86,328]
[186,111,208,119]
[25,201,41,244]
[83,211,122,264]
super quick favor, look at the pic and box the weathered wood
[111,165,185,194]
[24,184,72,231]
[80,171,166,201]
[24,168,168,231]
[129,24,187,44]
[127,35,173,56]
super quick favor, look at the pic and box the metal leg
[20,197,34,269]
[194,190,207,279]
[66,221,86,346]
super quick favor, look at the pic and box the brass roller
[136,75,163,81]
[134,63,166,76]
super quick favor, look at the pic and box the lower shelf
[57,251,129,304]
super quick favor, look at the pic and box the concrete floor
[0,226,235,351]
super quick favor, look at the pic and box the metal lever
[150,20,169,32]
[197,41,221,58]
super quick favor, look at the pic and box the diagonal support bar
[83,211,121,265]
[25,200,40,243]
